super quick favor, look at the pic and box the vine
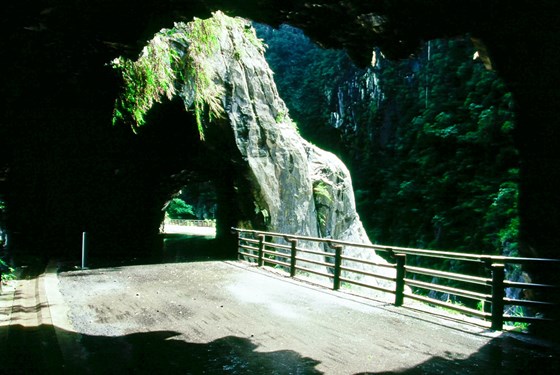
[110,12,257,139]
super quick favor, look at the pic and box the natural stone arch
[112,13,387,277]
[2,1,560,263]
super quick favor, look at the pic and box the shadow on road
[0,324,322,374]
[59,235,234,271]
[360,334,559,374]
[1,324,558,374]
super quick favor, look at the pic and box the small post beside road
[394,254,406,307]
[333,245,343,291]
[82,231,88,269]
[289,239,298,277]
[257,234,265,267]
[490,263,505,330]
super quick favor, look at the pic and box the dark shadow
[9,302,50,314]
[358,334,560,374]
[4,254,49,279]
[58,234,235,272]
[161,234,224,262]
[0,324,64,374]
[0,324,322,374]
[1,323,558,374]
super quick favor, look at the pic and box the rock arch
[114,13,373,253]
[2,1,560,264]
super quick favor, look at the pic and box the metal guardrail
[167,219,216,227]
[232,227,560,331]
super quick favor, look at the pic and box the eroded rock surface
[119,12,387,268]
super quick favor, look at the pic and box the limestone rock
[115,12,391,276]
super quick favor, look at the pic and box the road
[1,242,559,374]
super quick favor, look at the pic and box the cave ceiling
[2,1,560,258]
[6,1,546,69]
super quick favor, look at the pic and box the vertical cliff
[112,12,385,268]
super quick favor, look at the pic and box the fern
[110,11,260,139]
[313,181,333,203]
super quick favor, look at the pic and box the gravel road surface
[56,259,560,374]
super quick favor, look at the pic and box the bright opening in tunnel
[160,182,217,237]
[134,94,243,259]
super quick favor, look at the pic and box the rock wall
[121,12,389,268]
[190,13,372,243]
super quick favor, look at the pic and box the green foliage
[179,16,225,139]
[254,24,349,152]
[166,198,195,219]
[111,34,177,129]
[258,28,519,258]
[313,181,333,204]
[357,38,519,256]
[313,181,333,235]
[0,258,15,282]
[111,12,261,139]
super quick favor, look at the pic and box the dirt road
[53,259,559,374]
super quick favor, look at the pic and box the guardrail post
[232,229,240,260]
[289,239,298,277]
[333,245,343,290]
[394,254,406,307]
[257,234,265,267]
[81,231,88,269]
[490,263,505,330]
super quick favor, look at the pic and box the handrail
[167,219,216,227]
[232,227,560,331]
[231,227,560,264]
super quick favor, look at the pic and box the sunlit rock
[113,12,393,288]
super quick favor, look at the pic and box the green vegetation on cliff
[253,24,351,153]
[111,12,256,139]
[257,25,519,257]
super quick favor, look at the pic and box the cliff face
[280,36,518,257]
[114,12,377,254]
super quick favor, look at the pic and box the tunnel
[2,1,560,272]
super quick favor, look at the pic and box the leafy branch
[111,11,261,139]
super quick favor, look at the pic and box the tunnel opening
[120,94,246,263]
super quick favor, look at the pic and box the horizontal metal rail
[405,278,491,302]
[404,291,491,319]
[263,241,291,251]
[297,247,335,257]
[405,265,491,286]
[238,251,258,260]
[340,265,396,282]
[295,256,333,269]
[233,227,560,331]
[341,254,397,269]
[503,280,558,290]
[262,257,291,269]
[503,315,554,323]
[241,238,260,245]
[262,249,290,259]
[239,244,258,252]
[339,276,396,295]
[167,219,216,227]
[294,265,333,279]
[503,298,557,309]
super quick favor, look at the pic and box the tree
[165,198,196,219]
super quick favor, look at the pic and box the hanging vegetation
[110,12,256,139]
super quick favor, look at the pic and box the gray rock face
[120,12,390,272]
[197,13,366,241]
[199,13,394,283]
